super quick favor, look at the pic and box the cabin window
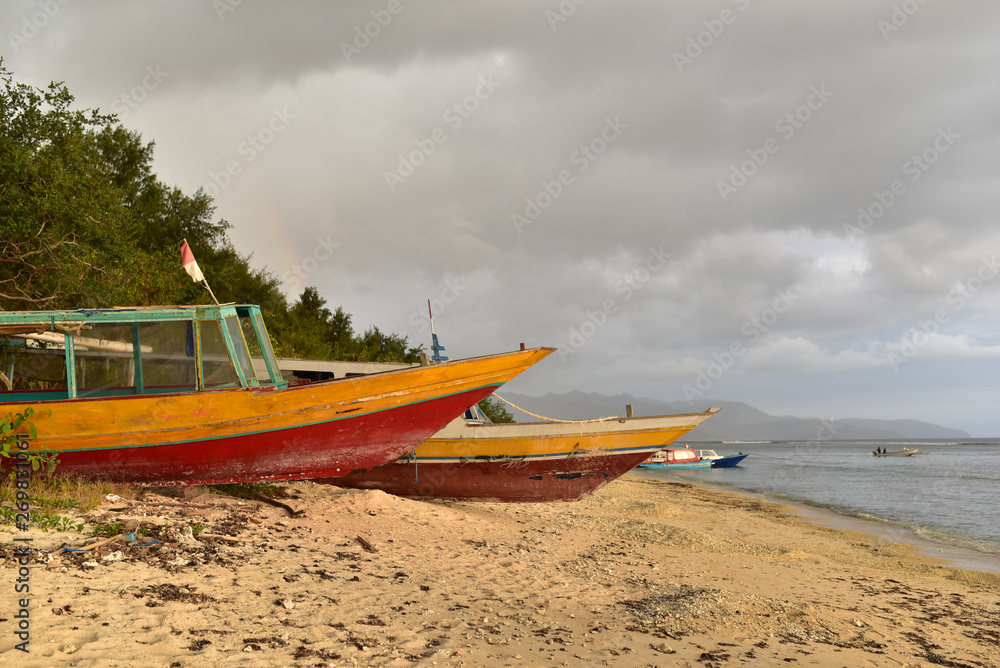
[239,312,281,385]
[136,322,197,393]
[0,335,68,395]
[224,316,257,385]
[253,312,282,384]
[73,323,137,397]
[239,317,263,358]
[197,319,241,389]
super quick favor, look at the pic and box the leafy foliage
[477,395,515,423]
[0,62,420,363]
[273,287,422,362]
[1,407,58,474]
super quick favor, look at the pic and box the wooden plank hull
[322,408,720,502]
[3,347,554,485]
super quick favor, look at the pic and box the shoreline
[3,475,999,666]
[636,470,1000,575]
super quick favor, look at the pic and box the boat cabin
[647,448,701,464]
[462,402,493,424]
[0,305,286,402]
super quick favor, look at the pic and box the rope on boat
[492,393,623,423]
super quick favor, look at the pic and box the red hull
[38,387,495,486]
[321,449,654,502]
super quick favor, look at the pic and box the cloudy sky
[4,1,1000,434]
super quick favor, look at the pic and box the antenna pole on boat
[427,299,448,363]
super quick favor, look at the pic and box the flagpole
[202,278,221,306]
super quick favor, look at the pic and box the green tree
[0,64,160,309]
[477,395,515,423]
[1,64,419,364]
[276,287,422,363]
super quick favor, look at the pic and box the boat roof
[0,304,259,328]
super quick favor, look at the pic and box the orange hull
[3,348,554,485]
[324,408,721,501]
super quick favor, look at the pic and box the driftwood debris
[75,533,125,552]
[253,492,304,518]
[356,535,378,553]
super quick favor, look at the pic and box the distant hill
[499,391,970,441]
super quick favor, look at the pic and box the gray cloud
[4,0,999,433]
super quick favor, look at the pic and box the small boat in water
[0,305,553,485]
[637,447,713,470]
[872,447,919,457]
[321,406,722,502]
[696,449,749,468]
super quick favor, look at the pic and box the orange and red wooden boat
[321,406,720,501]
[0,305,553,485]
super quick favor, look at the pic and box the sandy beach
[3,475,999,667]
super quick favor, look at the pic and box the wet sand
[645,475,1000,575]
[3,474,999,667]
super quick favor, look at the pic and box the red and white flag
[180,240,204,282]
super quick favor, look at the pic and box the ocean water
[636,440,1000,558]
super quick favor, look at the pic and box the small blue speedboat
[696,450,749,468]
[711,453,749,467]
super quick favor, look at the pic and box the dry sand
[2,474,999,667]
